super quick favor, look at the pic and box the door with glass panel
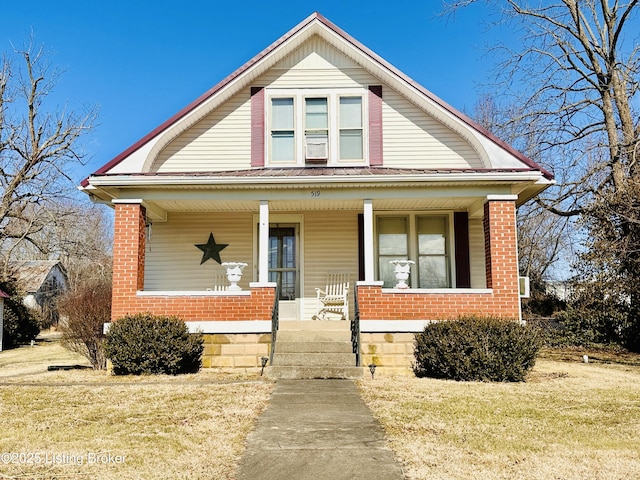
[269,225,299,319]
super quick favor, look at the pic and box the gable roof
[10,260,67,294]
[81,12,553,187]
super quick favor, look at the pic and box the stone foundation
[360,333,416,376]
[202,333,272,369]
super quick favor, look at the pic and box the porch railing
[269,284,280,364]
[351,286,361,367]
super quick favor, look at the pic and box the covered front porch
[108,175,523,372]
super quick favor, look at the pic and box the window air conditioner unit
[519,276,530,298]
[305,138,328,162]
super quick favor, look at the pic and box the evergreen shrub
[1,278,39,349]
[413,316,541,382]
[104,313,203,375]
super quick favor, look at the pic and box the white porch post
[259,200,269,284]
[363,199,375,282]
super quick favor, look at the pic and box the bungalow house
[80,13,553,376]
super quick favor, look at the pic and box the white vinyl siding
[144,212,254,290]
[382,89,482,169]
[153,91,252,173]
[302,211,359,320]
[151,34,481,173]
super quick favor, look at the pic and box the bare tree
[14,200,113,289]
[59,279,111,370]
[472,95,575,287]
[0,37,97,279]
[443,0,639,213]
[444,0,640,346]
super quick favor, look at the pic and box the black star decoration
[195,233,228,265]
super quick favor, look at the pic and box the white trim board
[136,290,252,297]
[103,321,272,335]
[360,320,433,333]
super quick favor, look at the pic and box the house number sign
[311,190,321,197]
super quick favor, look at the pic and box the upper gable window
[267,89,367,166]
[271,98,295,162]
[339,97,363,160]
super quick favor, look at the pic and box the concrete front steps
[268,321,362,380]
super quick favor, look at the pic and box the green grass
[359,354,640,480]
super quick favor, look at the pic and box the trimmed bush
[104,313,203,375]
[413,316,541,382]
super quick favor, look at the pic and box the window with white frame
[267,90,366,166]
[376,214,451,288]
[270,97,295,163]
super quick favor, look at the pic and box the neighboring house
[546,279,573,302]
[80,13,554,373]
[11,260,68,326]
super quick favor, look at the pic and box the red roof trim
[83,12,553,186]
[87,166,547,179]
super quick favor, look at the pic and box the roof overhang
[81,168,553,222]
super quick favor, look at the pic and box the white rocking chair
[313,272,350,321]
[206,269,228,292]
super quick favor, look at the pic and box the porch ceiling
[144,196,480,218]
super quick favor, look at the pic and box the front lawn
[359,351,640,480]
[0,340,273,480]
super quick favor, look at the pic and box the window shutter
[454,212,471,288]
[251,87,265,167]
[368,85,383,166]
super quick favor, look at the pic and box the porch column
[363,199,375,282]
[258,200,269,284]
[112,199,146,320]
[483,195,520,318]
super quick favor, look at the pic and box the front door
[269,224,299,319]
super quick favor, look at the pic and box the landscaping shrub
[104,313,203,375]
[58,279,112,370]
[413,316,541,382]
[1,278,39,349]
[554,302,627,346]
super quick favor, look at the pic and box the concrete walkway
[236,379,405,480]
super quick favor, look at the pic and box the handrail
[269,284,280,364]
[351,285,361,367]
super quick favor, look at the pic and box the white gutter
[86,171,550,188]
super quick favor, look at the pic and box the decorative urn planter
[221,262,248,291]
[389,259,415,289]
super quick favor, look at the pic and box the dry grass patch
[359,358,640,480]
[0,340,273,479]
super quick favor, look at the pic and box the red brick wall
[111,202,276,322]
[357,199,520,320]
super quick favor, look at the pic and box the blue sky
[2,0,506,181]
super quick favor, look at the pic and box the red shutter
[251,87,265,167]
[454,212,471,288]
[368,85,383,166]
